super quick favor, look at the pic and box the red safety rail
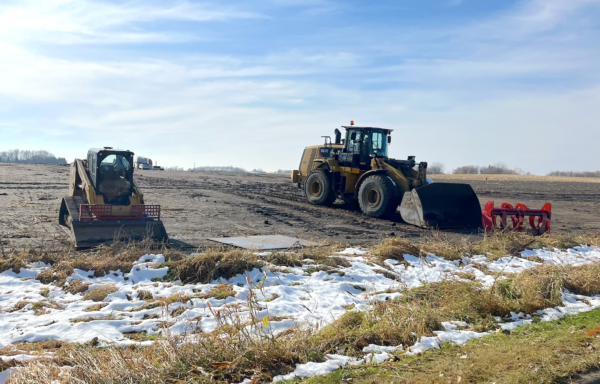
[482,201,551,235]
[79,205,161,221]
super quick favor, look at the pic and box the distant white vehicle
[135,156,153,170]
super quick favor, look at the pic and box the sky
[0,0,599,174]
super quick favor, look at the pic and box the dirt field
[0,163,598,250]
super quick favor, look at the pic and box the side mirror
[388,136,392,144]
[350,132,356,141]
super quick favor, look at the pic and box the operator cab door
[339,129,369,168]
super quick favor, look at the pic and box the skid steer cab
[58,147,168,248]
[291,125,482,229]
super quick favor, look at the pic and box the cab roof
[88,147,134,156]
[341,126,393,133]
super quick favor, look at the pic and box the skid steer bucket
[59,197,168,248]
[399,183,482,229]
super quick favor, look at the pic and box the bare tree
[428,162,445,174]
[480,163,517,175]
[452,165,479,174]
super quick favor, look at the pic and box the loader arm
[132,179,145,204]
[71,159,100,205]
[372,158,411,192]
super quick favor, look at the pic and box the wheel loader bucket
[66,220,169,248]
[399,183,482,229]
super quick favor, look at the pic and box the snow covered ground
[1,245,599,383]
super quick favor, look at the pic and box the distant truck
[135,156,153,170]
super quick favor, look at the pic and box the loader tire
[358,175,399,218]
[305,170,336,207]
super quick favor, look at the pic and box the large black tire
[358,175,400,218]
[305,169,336,206]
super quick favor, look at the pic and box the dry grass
[82,285,118,302]
[8,264,598,383]
[10,241,187,287]
[317,307,600,384]
[196,283,236,300]
[84,303,109,312]
[2,234,599,383]
[165,249,263,284]
[136,290,153,300]
[373,231,600,263]
[561,263,600,295]
[70,315,122,323]
[0,255,26,273]
[63,279,91,295]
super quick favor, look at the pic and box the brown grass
[342,308,600,384]
[5,258,600,383]
[83,285,118,302]
[196,283,236,300]
[372,231,600,263]
[0,255,26,273]
[2,234,599,383]
[84,303,109,312]
[136,290,153,300]
[70,314,122,323]
[63,279,91,295]
[165,249,263,284]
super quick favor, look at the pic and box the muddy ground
[0,163,598,250]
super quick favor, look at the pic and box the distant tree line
[425,162,528,175]
[547,170,600,178]
[164,166,185,171]
[190,166,248,173]
[452,163,529,175]
[0,149,67,165]
[164,166,289,174]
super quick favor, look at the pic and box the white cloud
[0,0,261,44]
[463,0,600,38]
[0,0,599,173]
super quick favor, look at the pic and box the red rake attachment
[482,201,551,235]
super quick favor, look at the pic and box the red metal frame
[482,201,551,235]
[79,205,161,221]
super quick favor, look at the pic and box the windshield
[369,130,389,157]
[98,154,132,204]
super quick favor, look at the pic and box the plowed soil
[0,163,598,250]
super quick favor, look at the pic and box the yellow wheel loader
[291,125,482,228]
[58,147,168,248]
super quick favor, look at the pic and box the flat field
[0,163,598,249]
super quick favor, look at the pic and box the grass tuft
[83,285,118,302]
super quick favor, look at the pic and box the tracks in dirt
[138,173,424,243]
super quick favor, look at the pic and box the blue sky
[0,0,599,174]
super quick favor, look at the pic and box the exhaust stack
[334,129,341,144]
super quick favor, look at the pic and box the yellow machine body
[59,147,168,248]
[292,126,482,228]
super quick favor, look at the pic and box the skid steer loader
[291,125,482,228]
[58,147,168,248]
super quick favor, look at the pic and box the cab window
[98,154,132,204]
[347,131,363,153]
[370,131,388,157]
